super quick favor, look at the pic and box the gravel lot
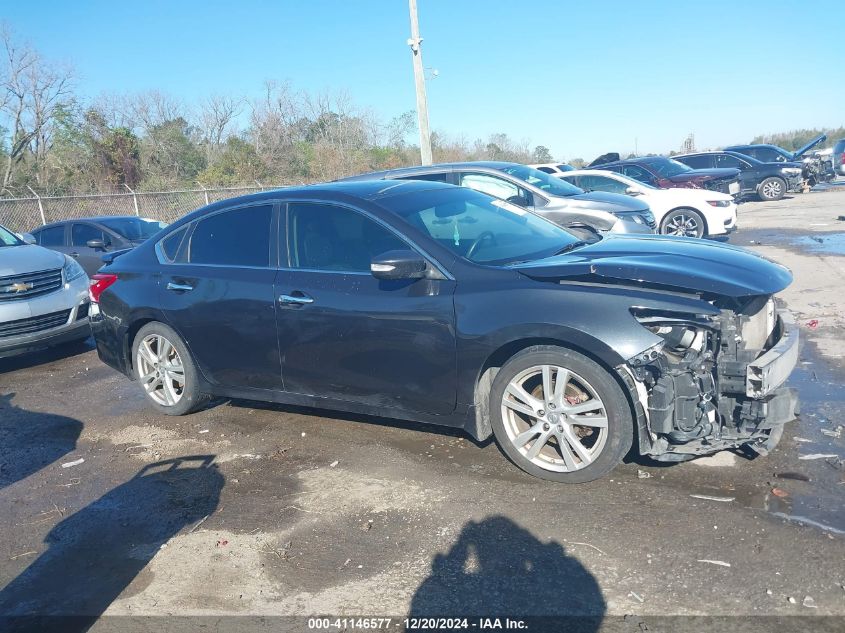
[2,184,845,628]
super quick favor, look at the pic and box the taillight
[89,273,117,303]
[840,152,845,166]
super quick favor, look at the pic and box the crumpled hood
[0,244,65,278]
[513,235,792,297]
[567,190,650,213]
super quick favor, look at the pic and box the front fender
[454,280,718,407]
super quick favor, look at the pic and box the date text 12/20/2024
[308,618,529,630]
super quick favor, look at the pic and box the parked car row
[2,159,803,484]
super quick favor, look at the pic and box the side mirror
[87,239,107,250]
[505,195,531,208]
[370,250,428,280]
[20,233,36,245]
[625,187,643,196]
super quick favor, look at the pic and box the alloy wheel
[664,213,700,237]
[500,364,608,472]
[136,334,185,406]
[761,180,782,199]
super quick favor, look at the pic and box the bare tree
[0,25,73,194]
[199,94,243,153]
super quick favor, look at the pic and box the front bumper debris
[747,310,799,398]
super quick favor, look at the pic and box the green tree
[532,145,553,163]
[198,136,266,186]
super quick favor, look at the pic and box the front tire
[490,346,633,483]
[660,208,705,238]
[758,177,786,201]
[132,322,209,415]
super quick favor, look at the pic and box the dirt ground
[2,184,845,630]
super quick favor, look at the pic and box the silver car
[0,223,91,358]
[340,162,656,234]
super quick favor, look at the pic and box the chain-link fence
[0,185,286,233]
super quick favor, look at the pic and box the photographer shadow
[410,516,605,627]
[0,392,83,491]
[0,456,223,633]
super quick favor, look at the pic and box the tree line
[0,26,558,198]
[750,128,845,153]
[2,25,840,198]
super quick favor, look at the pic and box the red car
[588,154,741,197]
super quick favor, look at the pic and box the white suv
[0,223,91,358]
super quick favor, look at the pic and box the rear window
[189,205,273,267]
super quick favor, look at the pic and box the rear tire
[490,345,633,483]
[758,177,786,201]
[132,322,210,416]
[660,208,705,238]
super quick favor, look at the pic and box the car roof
[558,169,628,177]
[724,143,780,151]
[593,156,665,167]
[338,161,522,182]
[34,215,157,230]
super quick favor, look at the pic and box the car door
[70,222,111,276]
[715,154,754,192]
[158,202,281,391]
[276,201,457,415]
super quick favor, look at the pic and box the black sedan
[673,151,803,201]
[27,216,167,276]
[88,180,799,483]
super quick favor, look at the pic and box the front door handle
[166,282,194,292]
[279,292,314,306]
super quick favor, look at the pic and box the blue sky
[2,0,842,160]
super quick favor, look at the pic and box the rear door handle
[166,282,194,292]
[279,292,314,306]
[70,252,80,257]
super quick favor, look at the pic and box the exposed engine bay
[622,296,800,461]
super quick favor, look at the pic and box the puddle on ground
[792,233,845,255]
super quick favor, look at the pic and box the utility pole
[407,0,432,165]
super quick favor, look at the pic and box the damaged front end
[622,296,799,462]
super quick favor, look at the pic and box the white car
[529,162,574,175]
[558,169,737,238]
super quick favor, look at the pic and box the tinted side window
[160,226,188,262]
[621,165,657,185]
[580,175,628,194]
[72,223,107,246]
[536,167,554,174]
[189,205,273,267]
[288,203,407,272]
[38,226,66,246]
[679,155,712,169]
[715,154,742,169]
[396,172,454,183]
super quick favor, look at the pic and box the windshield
[99,217,167,241]
[0,224,23,247]
[642,157,692,177]
[381,187,581,266]
[496,164,585,197]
